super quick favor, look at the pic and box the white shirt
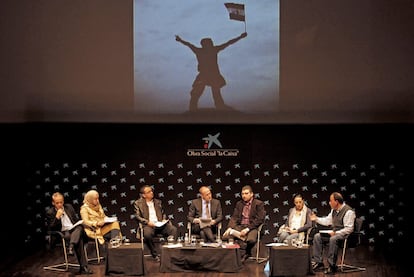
[316,204,356,236]
[147,200,158,222]
[290,212,302,230]
[60,211,74,231]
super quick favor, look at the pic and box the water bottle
[184,233,189,245]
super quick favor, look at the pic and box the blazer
[46,203,80,232]
[228,198,266,230]
[80,203,121,244]
[134,198,167,225]
[187,198,223,224]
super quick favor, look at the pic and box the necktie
[206,202,211,218]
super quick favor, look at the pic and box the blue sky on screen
[134,0,279,114]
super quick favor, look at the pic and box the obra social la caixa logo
[186,132,240,157]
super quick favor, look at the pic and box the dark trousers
[233,225,258,256]
[143,223,177,257]
[63,225,87,267]
[191,224,218,242]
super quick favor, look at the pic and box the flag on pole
[224,3,245,22]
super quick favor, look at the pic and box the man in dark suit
[223,185,266,262]
[188,186,223,242]
[134,185,177,261]
[45,192,92,274]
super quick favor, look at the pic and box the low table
[106,243,145,276]
[267,245,312,276]
[159,244,242,272]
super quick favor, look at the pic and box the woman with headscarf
[80,189,122,244]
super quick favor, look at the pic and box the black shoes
[67,246,74,256]
[152,254,160,262]
[79,266,93,274]
[312,262,325,271]
[324,265,338,275]
[241,253,251,263]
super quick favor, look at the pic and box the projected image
[134,0,279,115]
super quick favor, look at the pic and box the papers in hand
[199,218,212,229]
[104,216,118,223]
[69,220,83,230]
[226,229,247,241]
[154,220,169,228]
[319,230,333,236]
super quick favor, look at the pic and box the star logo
[202,132,222,149]
[187,132,239,157]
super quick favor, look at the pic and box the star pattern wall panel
[21,124,410,252]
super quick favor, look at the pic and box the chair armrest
[187,221,192,238]
[217,222,222,240]
[136,222,144,239]
[47,230,64,238]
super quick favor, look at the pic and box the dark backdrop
[2,123,410,263]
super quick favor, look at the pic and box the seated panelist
[45,192,92,274]
[188,185,223,242]
[80,189,122,245]
[277,193,312,243]
[134,185,177,261]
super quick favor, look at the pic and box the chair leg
[247,234,268,264]
[85,238,105,264]
[340,264,367,272]
[339,241,366,272]
[254,237,268,263]
[43,239,79,272]
[139,225,152,257]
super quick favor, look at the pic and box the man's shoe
[324,265,337,275]
[79,266,93,274]
[241,253,251,263]
[152,254,161,262]
[67,246,74,256]
[312,262,325,271]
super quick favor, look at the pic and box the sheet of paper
[69,220,83,230]
[154,220,169,227]
[104,216,118,223]
[163,243,183,248]
[319,230,333,234]
[202,242,221,248]
[266,242,287,247]
[199,218,212,229]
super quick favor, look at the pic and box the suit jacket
[134,197,167,225]
[46,203,80,232]
[187,198,223,224]
[228,198,266,230]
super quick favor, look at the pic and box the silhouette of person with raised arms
[175,32,247,111]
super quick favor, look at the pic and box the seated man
[134,185,177,261]
[223,185,266,262]
[188,186,223,242]
[45,192,92,274]
[310,192,356,275]
[277,193,312,243]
